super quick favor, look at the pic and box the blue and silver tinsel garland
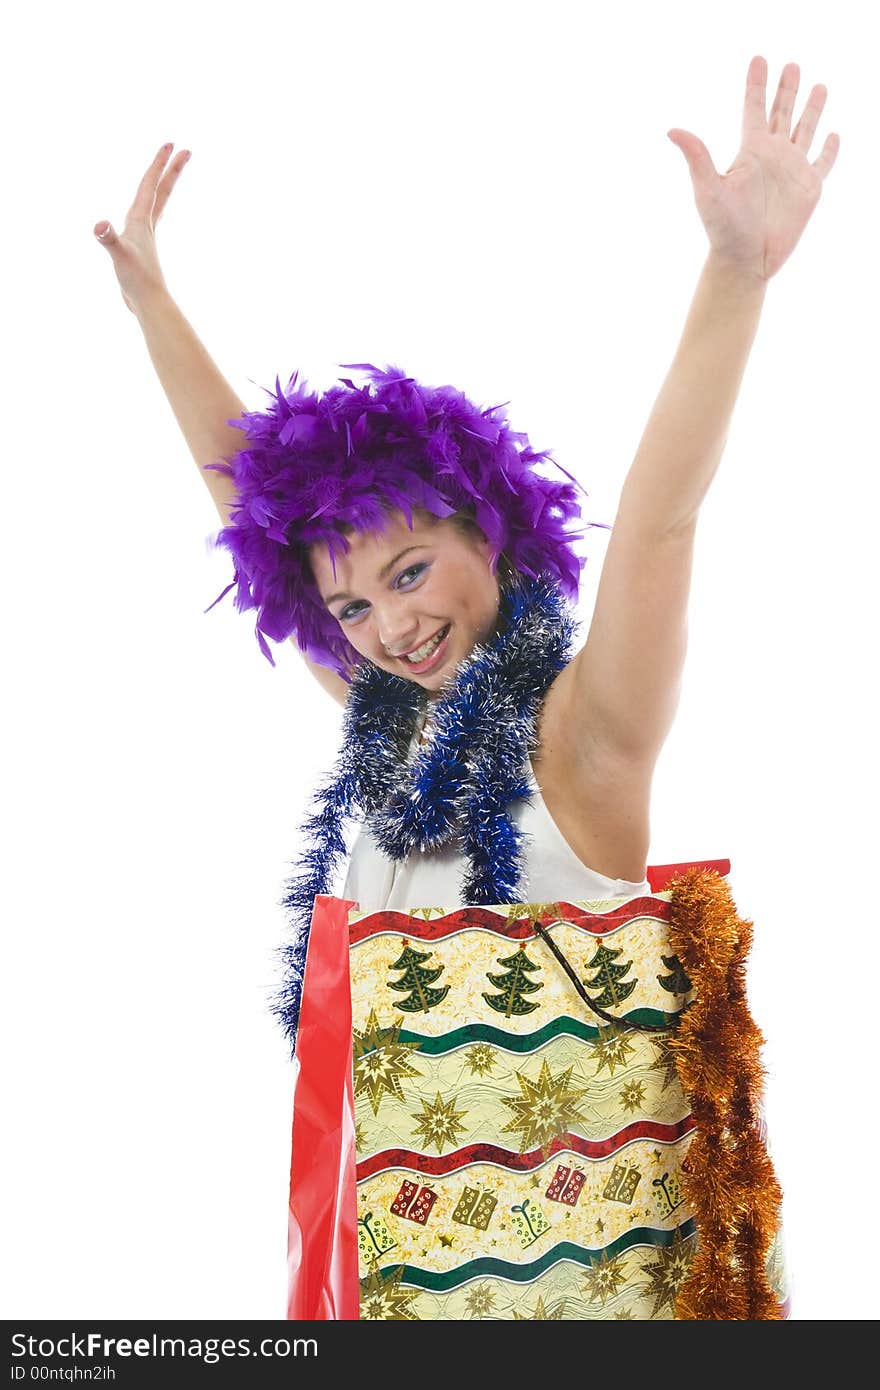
[271,570,579,1057]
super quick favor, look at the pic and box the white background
[3,0,876,1321]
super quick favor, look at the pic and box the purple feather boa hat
[204,362,607,681]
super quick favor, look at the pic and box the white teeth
[405,626,447,663]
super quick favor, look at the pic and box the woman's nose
[376,610,420,657]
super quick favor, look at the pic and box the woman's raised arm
[95,143,248,526]
[95,143,350,707]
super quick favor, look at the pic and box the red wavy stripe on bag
[348,861,730,944]
[356,1115,696,1180]
[348,903,656,944]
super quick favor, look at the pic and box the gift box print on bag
[287,864,791,1320]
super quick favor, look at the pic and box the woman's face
[309,509,503,697]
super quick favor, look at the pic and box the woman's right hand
[94,143,191,316]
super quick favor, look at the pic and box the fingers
[667,129,719,192]
[742,53,769,135]
[153,149,191,225]
[747,56,834,165]
[126,142,177,224]
[94,143,191,253]
[812,132,841,183]
[792,84,828,155]
[768,61,800,136]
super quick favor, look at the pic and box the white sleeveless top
[341,715,651,912]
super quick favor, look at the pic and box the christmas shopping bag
[287,859,790,1320]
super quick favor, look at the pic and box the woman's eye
[396,562,428,588]
[339,603,366,623]
[338,563,428,622]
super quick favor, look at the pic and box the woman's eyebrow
[324,545,427,606]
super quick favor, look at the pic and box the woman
[96,55,837,1320]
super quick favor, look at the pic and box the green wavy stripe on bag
[376,1219,697,1292]
[397,1010,676,1053]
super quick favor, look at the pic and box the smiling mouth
[400,624,451,666]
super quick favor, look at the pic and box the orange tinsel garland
[666,868,785,1320]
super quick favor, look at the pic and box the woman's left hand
[667,55,839,282]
